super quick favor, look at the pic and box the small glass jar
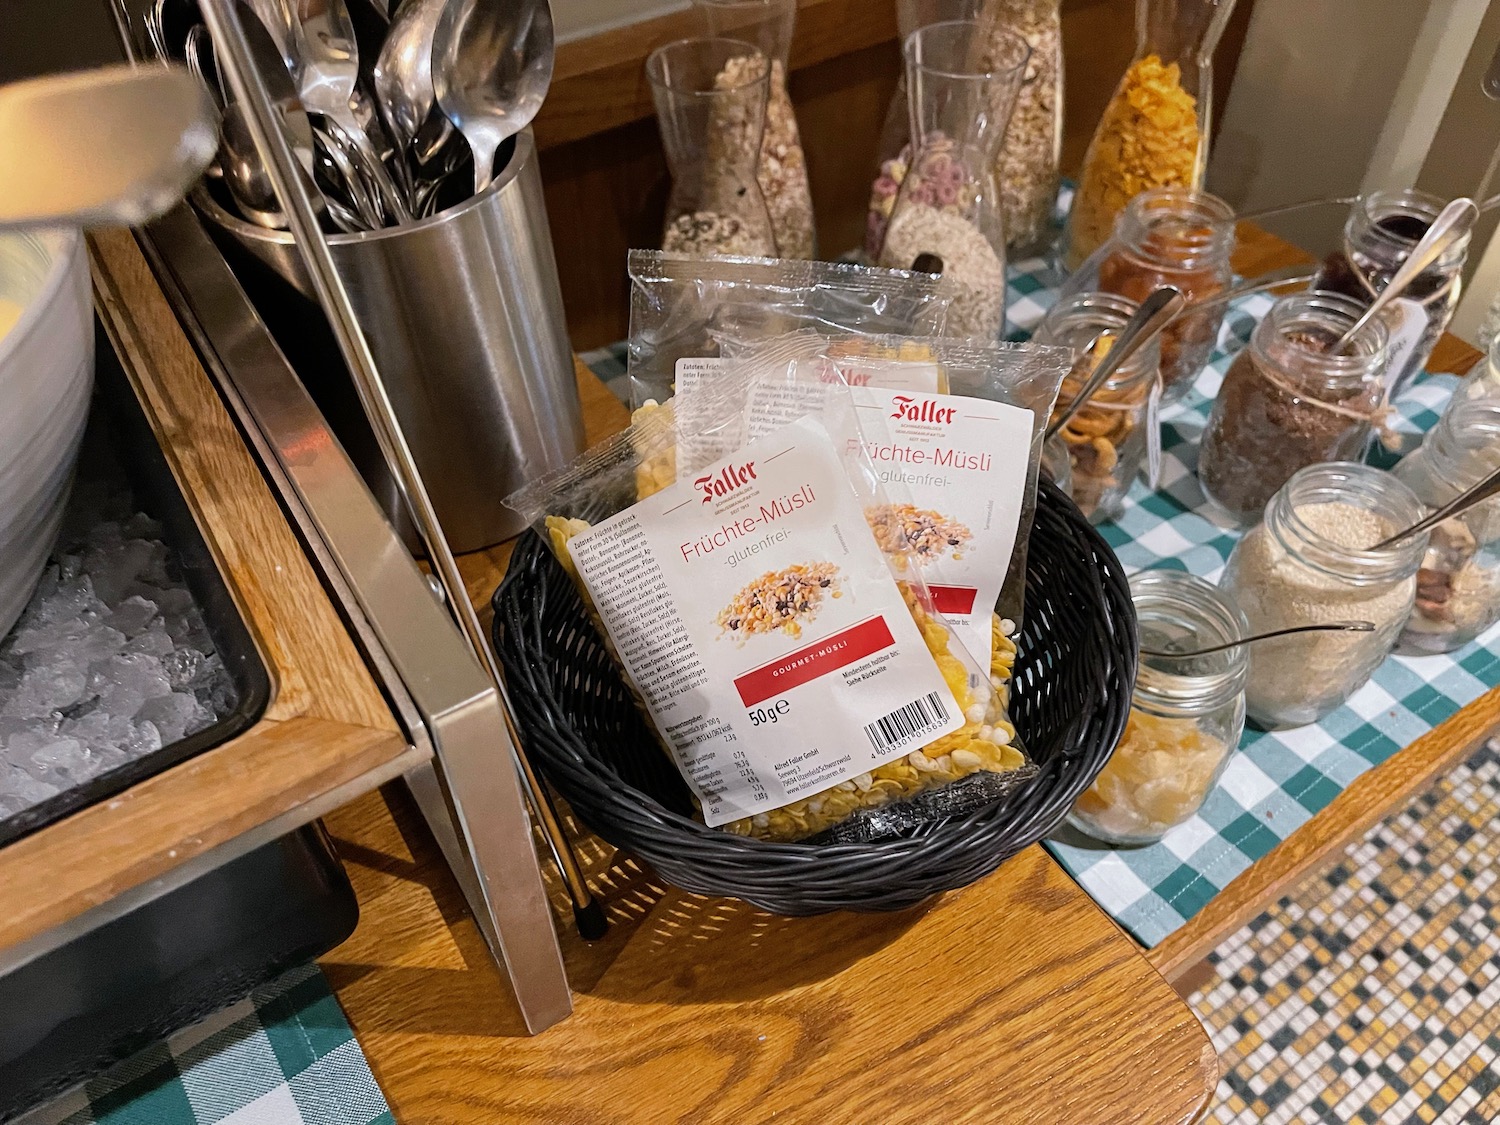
[646,38,777,259]
[1313,189,1470,400]
[1219,462,1426,730]
[1069,569,1248,845]
[1072,187,1235,405]
[1034,292,1161,524]
[693,0,816,259]
[1393,398,1500,655]
[1062,0,1239,270]
[876,22,1030,341]
[1199,292,1389,527]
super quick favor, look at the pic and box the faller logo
[891,395,958,424]
[695,460,758,503]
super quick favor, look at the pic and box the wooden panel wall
[538,0,1254,349]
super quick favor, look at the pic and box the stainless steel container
[194,130,583,551]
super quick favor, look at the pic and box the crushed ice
[0,480,234,822]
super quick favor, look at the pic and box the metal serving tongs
[198,1,606,944]
[1045,286,1187,441]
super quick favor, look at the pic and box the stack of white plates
[0,229,93,639]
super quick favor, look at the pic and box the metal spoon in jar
[1044,286,1187,441]
[1368,462,1500,552]
[1140,621,1376,659]
[1331,197,1479,355]
[1174,264,1317,317]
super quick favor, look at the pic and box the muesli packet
[507,375,1035,844]
[713,330,1076,631]
[625,251,957,410]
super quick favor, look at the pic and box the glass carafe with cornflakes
[1061,0,1238,270]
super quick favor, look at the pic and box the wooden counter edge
[0,231,414,957]
[1148,684,1500,981]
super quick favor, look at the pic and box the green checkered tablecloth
[18,965,390,1125]
[585,238,1496,950]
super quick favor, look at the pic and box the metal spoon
[432,0,555,195]
[1370,463,1500,551]
[374,0,446,185]
[1332,197,1479,354]
[0,64,219,229]
[220,101,287,226]
[1140,621,1376,660]
[1045,287,1187,441]
[314,121,384,228]
[282,0,412,221]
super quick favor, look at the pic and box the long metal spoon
[373,0,446,197]
[1176,264,1317,317]
[0,64,218,229]
[1370,463,1500,551]
[1045,286,1187,441]
[281,0,412,222]
[1140,621,1376,659]
[1332,197,1479,354]
[432,0,555,195]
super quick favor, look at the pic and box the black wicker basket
[492,477,1136,915]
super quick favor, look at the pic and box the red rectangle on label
[733,616,896,707]
[927,585,978,615]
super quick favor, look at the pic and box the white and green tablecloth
[19,965,390,1125]
[587,244,1495,951]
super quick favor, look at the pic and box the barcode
[864,692,948,753]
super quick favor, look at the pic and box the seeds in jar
[1072,707,1226,840]
[1228,502,1413,722]
[1198,339,1382,524]
[879,203,1004,339]
[1066,55,1200,270]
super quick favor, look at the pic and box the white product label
[1382,298,1429,395]
[673,356,945,472]
[742,383,1033,667]
[564,415,962,827]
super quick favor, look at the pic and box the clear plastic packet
[625,250,958,409]
[507,370,1035,844]
[712,330,1075,630]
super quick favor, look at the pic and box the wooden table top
[322,363,1217,1125]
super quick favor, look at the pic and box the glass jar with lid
[1198,291,1389,527]
[1392,398,1500,655]
[1069,569,1247,845]
[1313,189,1471,401]
[1219,462,1427,730]
[646,38,778,259]
[1034,292,1161,523]
[1061,0,1239,270]
[1066,187,1234,405]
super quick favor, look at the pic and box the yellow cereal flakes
[1065,55,1201,270]
[725,606,1024,842]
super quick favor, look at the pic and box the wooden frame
[0,231,419,959]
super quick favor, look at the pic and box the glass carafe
[1062,0,1238,270]
[875,20,1028,341]
[646,38,777,259]
[693,0,816,259]
[868,0,1061,259]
